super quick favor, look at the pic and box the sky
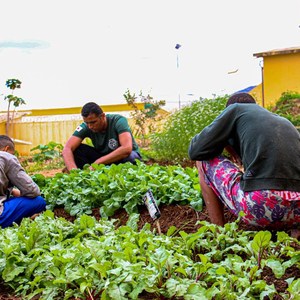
[0,0,299,112]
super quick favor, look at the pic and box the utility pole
[175,43,182,109]
[259,60,265,107]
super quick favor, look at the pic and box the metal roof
[0,112,29,123]
[253,46,300,58]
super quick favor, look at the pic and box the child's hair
[0,135,15,151]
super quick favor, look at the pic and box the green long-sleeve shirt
[188,103,300,192]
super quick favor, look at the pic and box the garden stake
[143,189,161,234]
[155,219,162,235]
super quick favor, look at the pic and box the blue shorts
[0,196,46,228]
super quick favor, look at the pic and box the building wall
[0,103,169,156]
[251,51,300,107]
[10,118,139,156]
[0,123,5,135]
[264,53,300,106]
[11,119,79,156]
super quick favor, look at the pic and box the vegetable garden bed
[0,162,299,299]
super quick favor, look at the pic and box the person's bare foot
[30,213,41,220]
[290,228,300,239]
[62,167,69,173]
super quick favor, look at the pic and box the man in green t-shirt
[62,102,141,171]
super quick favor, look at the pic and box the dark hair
[0,135,15,151]
[226,93,256,107]
[81,102,103,117]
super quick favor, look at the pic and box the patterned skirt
[201,156,300,229]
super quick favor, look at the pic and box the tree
[124,89,166,147]
[4,79,26,136]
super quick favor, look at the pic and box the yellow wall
[11,120,80,156]
[0,103,169,156]
[11,119,140,156]
[0,123,5,135]
[252,51,300,107]
[263,53,300,106]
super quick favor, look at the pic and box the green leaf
[266,259,285,279]
[107,283,131,299]
[215,266,227,275]
[3,266,26,281]
[79,214,96,229]
[166,226,177,237]
[126,213,140,231]
[251,231,271,253]
[287,278,300,296]
[80,281,91,293]
[185,283,208,299]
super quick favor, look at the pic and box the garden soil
[1,164,300,299]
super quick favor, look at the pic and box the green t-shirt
[73,114,139,156]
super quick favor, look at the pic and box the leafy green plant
[251,231,271,269]
[270,91,300,126]
[150,96,228,162]
[34,161,202,218]
[0,213,299,299]
[23,141,64,173]
[30,141,63,163]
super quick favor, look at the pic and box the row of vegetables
[0,162,299,299]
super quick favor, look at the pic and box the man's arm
[62,136,83,171]
[93,132,133,165]
[188,106,237,161]
[224,145,243,170]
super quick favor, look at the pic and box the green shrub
[30,141,63,163]
[25,141,64,173]
[270,91,300,126]
[150,96,228,162]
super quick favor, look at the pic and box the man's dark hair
[226,93,256,107]
[0,135,15,151]
[81,102,103,117]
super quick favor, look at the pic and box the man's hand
[62,136,83,171]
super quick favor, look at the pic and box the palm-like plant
[5,79,26,136]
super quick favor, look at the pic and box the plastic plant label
[143,189,161,220]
